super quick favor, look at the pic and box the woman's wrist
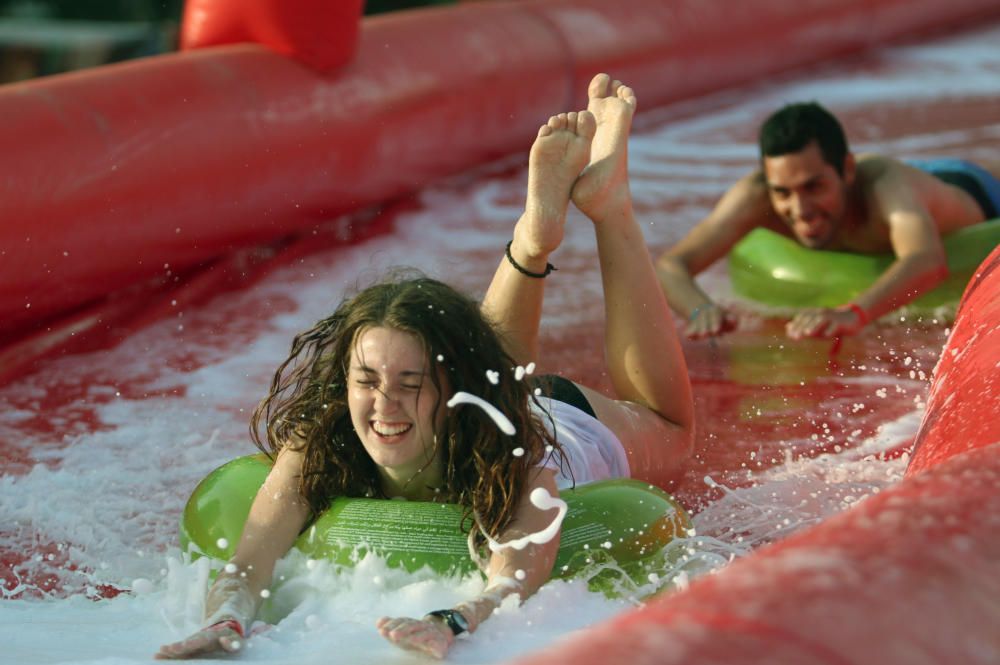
[451,580,515,633]
[205,618,245,637]
[424,608,471,635]
[203,576,257,637]
[505,240,555,278]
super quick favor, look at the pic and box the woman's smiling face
[347,325,447,496]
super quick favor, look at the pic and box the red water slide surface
[2,0,1000,374]
[510,246,1000,665]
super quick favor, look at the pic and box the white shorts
[533,397,630,488]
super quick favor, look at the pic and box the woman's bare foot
[571,73,637,223]
[510,111,597,266]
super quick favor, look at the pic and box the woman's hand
[155,621,244,660]
[376,616,455,659]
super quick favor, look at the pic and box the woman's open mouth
[371,420,413,439]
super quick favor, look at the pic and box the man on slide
[655,101,1000,340]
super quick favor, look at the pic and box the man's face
[763,141,852,249]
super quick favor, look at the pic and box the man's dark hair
[758,102,849,175]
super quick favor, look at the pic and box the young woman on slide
[156,73,693,660]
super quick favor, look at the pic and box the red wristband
[207,619,244,637]
[838,303,868,327]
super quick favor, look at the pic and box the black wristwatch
[425,609,470,636]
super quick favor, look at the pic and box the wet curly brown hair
[250,271,563,551]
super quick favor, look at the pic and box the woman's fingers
[377,616,454,660]
[154,626,242,659]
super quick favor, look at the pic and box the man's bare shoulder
[854,153,947,195]
[853,153,905,186]
[853,153,983,231]
[853,154,934,218]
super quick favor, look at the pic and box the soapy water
[2,22,1000,664]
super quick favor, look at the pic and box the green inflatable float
[728,221,1000,311]
[180,455,691,589]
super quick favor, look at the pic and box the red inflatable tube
[180,0,364,71]
[3,0,1000,348]
[906,247,1000,474]
[0,4,567,338]
[507,255,1000,665]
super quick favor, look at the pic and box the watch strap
[425,609,469,635]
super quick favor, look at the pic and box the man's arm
[856,183,948,319]
[656,172,773,338]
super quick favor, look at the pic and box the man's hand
[377,616,455,660]
[685,303,737,339]
[786,307,864,340]
[155,621,244,660]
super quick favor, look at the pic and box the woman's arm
[376,469,563,659]
[480,218,555,367]
[156,447,311,659]
[457,468,562,627]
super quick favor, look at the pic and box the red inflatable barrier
[0,3,565,343]
[3,0,1000,353]
[907,246,1000,475]
[180,0,364,71]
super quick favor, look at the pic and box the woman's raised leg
[571,74,695,486]
[480,111,595,366]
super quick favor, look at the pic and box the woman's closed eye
[354,378,423,392]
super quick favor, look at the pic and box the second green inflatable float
[728,221,1000,311]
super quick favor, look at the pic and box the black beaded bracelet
[505,241,556,278]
